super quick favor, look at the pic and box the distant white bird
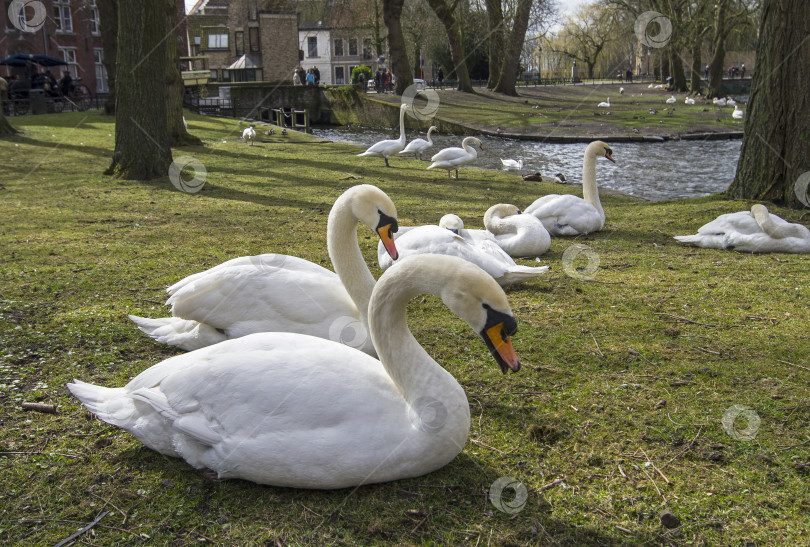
[732,105,744,120]
[619,87,625,95]
[597,98,611,107]
[399,125,437,160]
[666,96,677,104]
[242,124,256,146]
[713,97,727,106]
[647,83,655,89]
[500,158,523,171]
[727,98,736,106]
[358,104,409,167]
[427,137,483,179]
[685,97,695,105]
[674,204,810,253]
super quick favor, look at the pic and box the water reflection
[312,126,742,201]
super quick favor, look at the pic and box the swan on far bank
[524,141,615,236]
[501,158,523,171]
[674,204,810,253]
[68,254,521,489]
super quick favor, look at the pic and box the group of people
[703,63,747,79]
[616,69,633,83]
[293,66,320,86]
[1,69,74,98]
[373,68,394,93]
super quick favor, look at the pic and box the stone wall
[260,13,300,82]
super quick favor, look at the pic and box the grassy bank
[362,83,744,139]
[1,111,808,546]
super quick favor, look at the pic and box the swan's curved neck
[751,206,808,239]
[327,194,376,319]
[483,206,515,236]
[426,127,435,143]
[462,139,477,156]
[369,264,465,406]
[397,107,407,142]
[582,150,604,219]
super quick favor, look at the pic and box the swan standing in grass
[68,254,521,489]
[685,97,696,105]
[428,137,483,179]
[399,125,437,160]
[501,158,523,171]
[242,124,256,146]
[666,96,677,104]
[129,185,399,356]
[357,103,409,167]
[732,105,744,119]
[674,204,810,253]
[597,98,610,107]
[524,141,615,236]
[377,214,548,286]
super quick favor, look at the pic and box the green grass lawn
[1,111,808,546]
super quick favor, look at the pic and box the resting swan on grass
[428,137,483,179]
[399,125,437,160]
[482,204,551,258]
[674,204,810,253]
[357,104,409,167]
[524,141,615,236]
[377,213,548,286]
[129,185,399,356]
[68,254,521,489]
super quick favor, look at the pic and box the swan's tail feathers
[673,235,700,245]
[128,315,227,351]
[500,265,550,286]
[67,380,135,428]
[130,388,220,447]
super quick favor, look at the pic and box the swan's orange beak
[483,323,520,374]
[604,148,616,163]
[378,224,398,260]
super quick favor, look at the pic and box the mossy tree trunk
[426,0,474,93]
[689,38,703,93]
[727,0,810,207]
[491,0,533,96]
[165,0,200,145]
[97,0,117,115]
[107,0,172,180]
[0,112,16,136]
[669,48,687,91]
[485,0,505,89]
[382,0,413,95]
[707,0,728,98]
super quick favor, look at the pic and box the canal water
[312,126,742,201]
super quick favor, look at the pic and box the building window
[209,69,218,82]
[307,36,318,58]
[335,66,345,85]
[59,47,79,79]
[206,32,228,50]
[334,39,343,57]
[93,48,107,92]
[249,27,259,53]
[54,0,73,33]
[88,1,100,35]
[235,30,244,56]
[221,69,230,82]
[348,38,357,57]
[248,0,257,21]
[362,38,372,60]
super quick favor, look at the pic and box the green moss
[0,110,807,546]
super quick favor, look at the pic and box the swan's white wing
[525,194,604,235]
[400,138,430,154]
[430,146,465,163]
[358,138,405,157]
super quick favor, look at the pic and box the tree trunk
[166,0,200,145]
[382,0,413,95]
[727,0,810,208]
[670,48,687,91]
[107,0,172,180]
[689,38,703,93]
[0,111,16,136]
[426,0,474,93]
[707,0,728,99]
[493,0,532,96]
[97,0,117,115]
[485,0,505,89]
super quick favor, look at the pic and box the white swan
[376,215,548,286]
[732,105,744,119]
[67,254,521,489]
[524,141,615,236]
[427,137,483,179]
[501,158,523,170]
[357,103,409,167]
[482,204,550,258]
[619,87,625,95]
[597,98,610,108]
[399,125,437,160]
[128,185,399,356]
[713,97,727,106]
[242,124,256,146]
[674,204,810,253]
[666,96,677,104]
[685,97,695,105]
[727,98,736,106]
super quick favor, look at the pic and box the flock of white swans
[69,109,809,490]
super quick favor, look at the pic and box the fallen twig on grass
[541,478,565,490]
[53,511,108,547]
[0,451,81,459]
[653,312,716,327]
[777,359,810,373]
[21,402,57,414]
[778,437,810,450]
